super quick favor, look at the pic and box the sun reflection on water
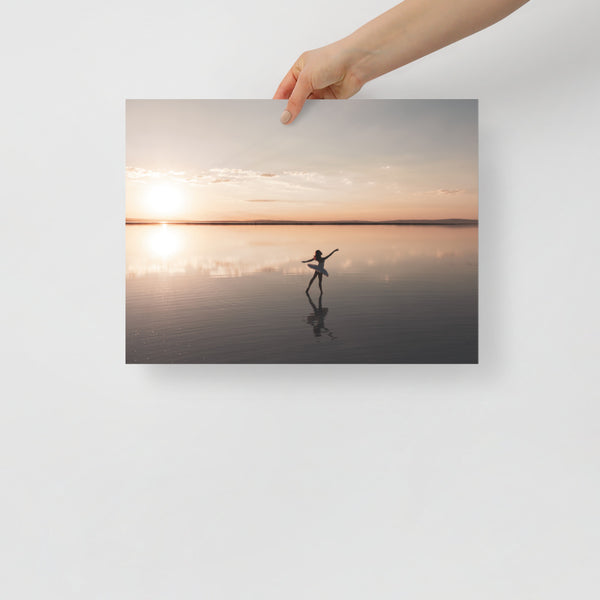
[126,224,478,279]
[148,224,181,259]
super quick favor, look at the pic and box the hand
[274,1,529,125]
[273,41,364,125]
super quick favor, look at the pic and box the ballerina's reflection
[302,248,339,293]
[305,291,335,339]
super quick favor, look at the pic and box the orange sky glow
[126,100,478,222]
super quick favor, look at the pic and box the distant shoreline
[126,218,478,226]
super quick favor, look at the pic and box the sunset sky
[126,100,477,221]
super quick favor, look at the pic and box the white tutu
[307,264,329,277]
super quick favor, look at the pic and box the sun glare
[145,183,184,219]
[148,224,181,259]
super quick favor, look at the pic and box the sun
[144,183,184,219]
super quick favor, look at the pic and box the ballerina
[302,248,339,293]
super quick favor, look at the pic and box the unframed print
[126,99,478,363]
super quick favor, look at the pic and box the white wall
[1,1,599,598]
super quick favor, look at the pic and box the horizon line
[126,218,478,226]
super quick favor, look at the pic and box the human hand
[273,41,364,125]
[274,0,530,125]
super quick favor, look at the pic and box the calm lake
[126,224,478,363]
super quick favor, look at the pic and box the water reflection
[126,224,478,363]
[126,224,478,279]
[305,292,335,340]
[148,223,182,259]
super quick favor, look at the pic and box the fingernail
[280,110,292,124]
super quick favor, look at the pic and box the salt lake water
[126,224,478,363]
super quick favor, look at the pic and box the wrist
[333,35,378,89]
[336,3,417,86]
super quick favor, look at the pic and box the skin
[274,0,530,124]
[303,249,339,293]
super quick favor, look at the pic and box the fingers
[273,69,297,100]
[281,73,313,125]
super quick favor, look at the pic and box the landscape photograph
[126,99,478,363]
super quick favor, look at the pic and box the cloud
[437,188,463,195]
[126,165,362,195]
[283,170,325,183]
[126,167,212,185]
[126,167,162,179]
[245,198,302,203]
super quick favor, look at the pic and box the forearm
[338,0,529,86]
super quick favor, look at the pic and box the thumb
[280,74,313,125]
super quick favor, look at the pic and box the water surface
[126,225,477,363]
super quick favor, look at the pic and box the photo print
[126,99,478,363]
